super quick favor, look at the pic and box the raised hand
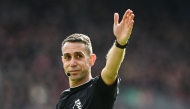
[113,9,135,45]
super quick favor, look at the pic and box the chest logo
[73,99,83,109]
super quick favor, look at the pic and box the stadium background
[0,0,190,109]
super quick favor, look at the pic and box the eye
[64,55,71,59]
[76,54,83,58]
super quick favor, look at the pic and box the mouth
[69,70,80,73]
[68,70,81,77]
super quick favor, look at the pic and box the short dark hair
[61,33,93,55]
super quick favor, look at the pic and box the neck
[69,74,92,88]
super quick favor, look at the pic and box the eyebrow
[63,51,85,56]
[63,53,70,56]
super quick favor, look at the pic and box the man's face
[61,42,95,81]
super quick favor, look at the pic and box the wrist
[115,40,128,49]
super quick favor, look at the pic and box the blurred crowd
[0,0,190,109]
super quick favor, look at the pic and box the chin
[70,75,83,81]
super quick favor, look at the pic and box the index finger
[122,9,132,21]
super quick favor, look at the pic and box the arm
[101,9,135,85]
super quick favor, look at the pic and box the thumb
[114,13,119,27]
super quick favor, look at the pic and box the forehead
[62,42,87,55]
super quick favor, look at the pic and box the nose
[70,58,77,67]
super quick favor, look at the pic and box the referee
[56,9,135,109]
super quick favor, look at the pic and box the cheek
[84,61,91,68]
[78,61,89,69]
[62,62,69,69]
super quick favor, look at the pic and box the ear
[61,56,64,63]
[89,54,96,66]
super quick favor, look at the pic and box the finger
[122,9,130,20]
[123,10,132,23]
[128,14,135,27]
[114,13,119,26]
[124,13,134,28]
[124,14,130,27]
[129,20,134,36]
[130,20,134,28]
[128,18,134,32]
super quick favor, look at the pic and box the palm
[113,9,134,45]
